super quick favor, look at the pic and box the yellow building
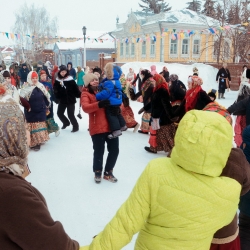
[112,9,231,63]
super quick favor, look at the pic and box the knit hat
[169,74,178,82]
[40,70,47,76]
[2,71,10,78]
[83,73,98,87]
[59,65,67,71]
[193,67,199,75]
[31,71,38,79]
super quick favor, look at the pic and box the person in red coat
[81,73,119,184]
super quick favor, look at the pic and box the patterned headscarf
[153,74,169,93]
[203,102,232,125]
[0,88,29,176]
[169,74,178,82]
[20,71,51,105]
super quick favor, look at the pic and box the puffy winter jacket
[81,88,110,136]
[80,110,241,250]
[96,66,123,106]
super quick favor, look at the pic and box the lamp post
[82,26,87,69]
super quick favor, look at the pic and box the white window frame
[125,42,129,57]
[170,39,178,55]
[131,43,135,57]
[150,40,156,57]
[142,41,146,57]
[181,39,189,57]
[193,39,200,56]
[120,42,124,57]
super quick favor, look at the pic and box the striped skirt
[27,121,49,147]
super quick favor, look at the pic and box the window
[131,43,135,56]
[150,40,155,55]
[182,39,189,55]
[193,40,200,55]
[142,41,146,56]
[77,54,81,67]
[214,40,219,56]
[72,54,76,66]
[126,43,129,56]
[120,43,124,56]
[170,39,178,54]
[224,41,230,58]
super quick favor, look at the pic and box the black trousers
[239,213,250,250]
[105,105,126,131]
[57,103,78,129]
[218,79,227,94]
[91,132,119,172]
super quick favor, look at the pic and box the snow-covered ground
[25,63,239,249]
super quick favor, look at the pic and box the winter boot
[108,130,122,139]
[71,127,79,133]
[144,146,157,154]
[103,170,118,183]
[55,130,60,137]
[218,93,221,99]
[31,145,41,151]
[138,130,148,134]
[221,93,225,99]
[61,124,70,129]
[133,123,140,133]
[94,171,102,184]
[120,125,128,131]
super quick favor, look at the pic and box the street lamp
[82,26,87,69]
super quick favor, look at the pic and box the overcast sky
[0,0,189,46]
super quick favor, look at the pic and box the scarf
[20,71,51,105]
[153,74,169,93]
[0,93,29,177]
[185,85,202,112]
[141,78,155,97]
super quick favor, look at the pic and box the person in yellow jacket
[80,110,241,250]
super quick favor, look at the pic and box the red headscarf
[153,74,169,93]
[31,71,38,79]
[185,75,203,112]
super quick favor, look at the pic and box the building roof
[54,30,115,51]
[0,46,14,53]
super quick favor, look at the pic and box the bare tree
[13,3,58,62]
[139,0,172,14]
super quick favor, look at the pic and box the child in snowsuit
[96,63,126,139]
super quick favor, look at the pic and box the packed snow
[25,63,238,249]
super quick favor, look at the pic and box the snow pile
[121,62,218,91]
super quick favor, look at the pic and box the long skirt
[150,124,176,152]
[27,121,49,147]
[120,104,137,128]
[46,118,59,134]
[210,236,240,250]
[234,115,246,147]
[140,112,151,132]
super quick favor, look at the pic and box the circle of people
[0,60,250,249]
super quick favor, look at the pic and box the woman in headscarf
[229,66,250,147]
[129,69,155,134]
[144,74,176,154]
[0,87,80,250]
[20,71,51,151]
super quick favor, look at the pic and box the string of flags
[1,22,250,44]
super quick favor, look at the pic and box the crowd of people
[0,59,250,249]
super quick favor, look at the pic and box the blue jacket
[24,87,49,123]
[96,67,123,106]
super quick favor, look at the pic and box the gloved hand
[138,107,144,114]
[151,118,160,130]
[129,88,136,100]
[98,100,110,108]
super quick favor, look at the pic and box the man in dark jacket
[18,63,30,86]
[216,63,231,99]
[67,62,76,80]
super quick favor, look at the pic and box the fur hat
[2,71,10,78]
[83,73,98,87]
[104,63,122,80]
[169,74,178,82]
